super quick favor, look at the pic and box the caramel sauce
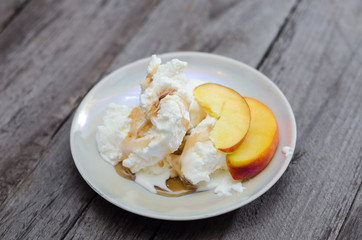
[174,95,191,130]
[137,121,152,138]
[140,65,158,90]
[114,161,196,197]
[146,88,177,119]
[179,123,212,159]
[156,177,196,197]
[121,107,153,159]
[173,133,189,155]
[115,163,135,181]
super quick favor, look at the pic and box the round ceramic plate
[70,52,296,220]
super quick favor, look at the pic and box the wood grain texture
[0,0,297,239]
[0,0,160,204]
[0,119,97,239]
[1,0,362,239]
[64,195,162,240]
[0,0,29,31]
[220,0,362,239]
[0,116,161,240]
[337,183,362,240]
[108,0,296,72]
[65,1,298,238]
[147,0,362,239]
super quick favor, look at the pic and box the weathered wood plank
[222,0,362,239]
[152,0,362,239]
[108,0,297,72]
[0,116,161,240]
[2,0,361,239]
[65,0,299,238]
[65,196,162,240]
[0,0,160,204]
[0,119,98,239]
[0,0,297,239]
[0,0,28,32]
[337,183,362,240]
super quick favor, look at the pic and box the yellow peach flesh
[227,97,279,180]
[193,83,251,153]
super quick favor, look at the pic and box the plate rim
[70,51,297,220]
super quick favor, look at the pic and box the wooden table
[1,0,361,239]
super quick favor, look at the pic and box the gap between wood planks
[60,195,98,240]
[148,222,163,240]
[256,0,302,70]
[336,171,362,239]
[0,0,32,33]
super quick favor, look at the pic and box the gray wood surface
[0,0,28,31]
[337,184,362,240]
[0,0,160,204]
[0,0,361,239]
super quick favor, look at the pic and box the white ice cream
[197,170,245,196]
[122,95,189,173]
[181,116,224,184]
[134,159,175,194]
[96,55,244,196]
[96,104,133,165]
[180,116,244,195]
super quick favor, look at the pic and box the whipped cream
[96,55,244,197]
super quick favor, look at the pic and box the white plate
[70,52,296,220]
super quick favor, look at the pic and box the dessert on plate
[96,55,279,197]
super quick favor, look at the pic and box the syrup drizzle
[114,162,196,197]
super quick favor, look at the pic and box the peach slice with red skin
[193,83,251,152]
[226,97,279,180]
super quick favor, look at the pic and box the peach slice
[226,97,279,180]
[193,83,251,152]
